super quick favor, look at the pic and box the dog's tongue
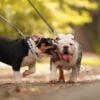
[62,54,72,63]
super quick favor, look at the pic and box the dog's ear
[56,34,75,40]
[65,34,74,40]
[57,34,65,39]
[31,35,41,42]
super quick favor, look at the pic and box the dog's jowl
[50,34,82,83]
[0,36,56,90]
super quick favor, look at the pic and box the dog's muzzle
[59,45,73,63]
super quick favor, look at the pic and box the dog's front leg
[23,62,36,77]
[21,50,36,77]
[69,66,79,83]
[50,62,57,83]
[13,71,22,91]
[14,71,22,84]
[58,66,65,83]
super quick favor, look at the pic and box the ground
[0,54,100,100]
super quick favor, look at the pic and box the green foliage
[82,54,100,66]
[0,0,98,38]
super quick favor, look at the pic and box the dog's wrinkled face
[57,38,76,54]
[57,34,78,62]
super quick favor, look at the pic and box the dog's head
[31,35,57,55]
[56,34,78,62]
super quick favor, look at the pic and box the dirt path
[0,65,100,100]
[0,80,100,100]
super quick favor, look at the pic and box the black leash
[0,15,25,38]
[0,14,39,59]
[27,0,58,36]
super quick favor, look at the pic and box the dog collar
[27,38,39,59]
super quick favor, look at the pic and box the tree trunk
[74,10,100,53]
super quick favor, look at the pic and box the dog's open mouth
[61,54,73,63]
[50,50,73,63]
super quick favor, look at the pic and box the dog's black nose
[63,46,69,54]
[63,45,68,50]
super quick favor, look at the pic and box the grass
[82,56,100,66]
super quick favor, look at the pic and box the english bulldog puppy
[50,34,82,83]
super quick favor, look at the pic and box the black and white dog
[0,36,56,88]
[50,34,82,83]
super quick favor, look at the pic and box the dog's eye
[69,43,73,46]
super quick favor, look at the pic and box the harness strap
[27,38,39,60]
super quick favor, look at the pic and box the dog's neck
[26,38,39,60]
[50,49,60,59]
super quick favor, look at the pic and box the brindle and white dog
[50,34,82,83]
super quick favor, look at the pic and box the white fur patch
[13,71,21,84]
[58,34,74,40]
[50,63,57,80]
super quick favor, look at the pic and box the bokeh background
[0,0,100,66]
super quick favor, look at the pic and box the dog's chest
[58,58,76,70]
[21,50,36,67]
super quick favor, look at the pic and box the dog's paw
[23,70,33,77]
[49,80,58,84]
[67,80,77,84]
[57,80,65,84]
[49,80,65,84]
[14,87,32,93]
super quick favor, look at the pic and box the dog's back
[0,37,29,68]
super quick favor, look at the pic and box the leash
[0,15,25,38]
[27,0,58,36]
[0,14,38,60]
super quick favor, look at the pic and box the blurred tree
[0,0,98,39]
[74,0,100,54]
